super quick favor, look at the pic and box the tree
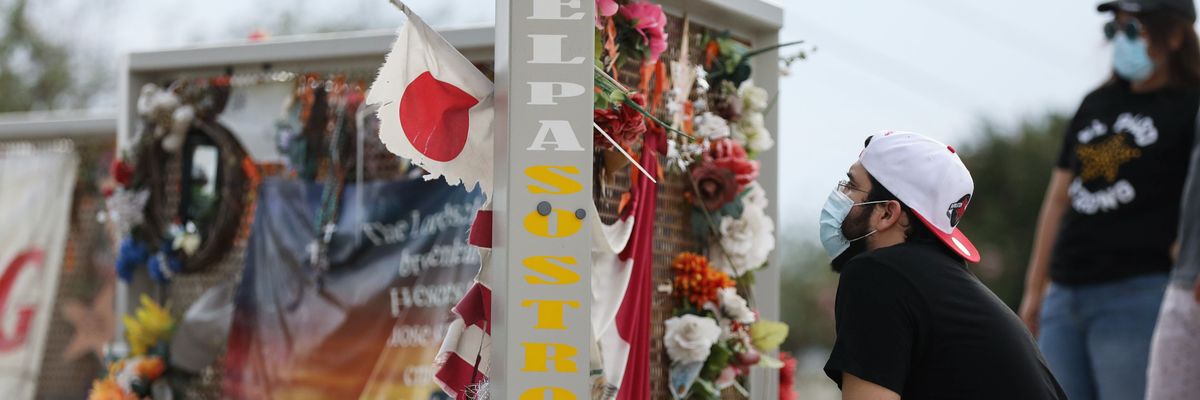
[957,114,1069,309]
[0,0,82,112]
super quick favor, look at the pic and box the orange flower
[671,252,735,307]
[88,378,136,400]
[137,357,166,381]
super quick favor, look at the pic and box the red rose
[708,138,759,190]
[110,159,134,187]
[690,161,739,212]
[594,94,648,150]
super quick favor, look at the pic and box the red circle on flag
[399,71,479,162]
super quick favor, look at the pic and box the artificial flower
[593,93,648,150]
[123,295,174,356]
[595,0,618,29]
[136,357,166,381]
[739,81,770,113]
[741,182,768,212]
[780,351,799,400]
[749,319,789,352]
[109,159,134,187]
[708,207,775,277]
[711,81,743,121]
[597,0,618,18]
[693,111,731,140]
[147,251,183,283]
[174,232,201,256]
[689,161,739,212]
[105,189,150,237]
[664,314,722,363]
[733,111,775,153]
[708,138,759,190]
[671,252,736,307]
[715,365,739,389]
[718,287,756,325]
[619,1,668,63]
[87,378,136,400]
[115,238,149,283]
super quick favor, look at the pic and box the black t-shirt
[1052,81,1199,285]
[824,242,1066,400]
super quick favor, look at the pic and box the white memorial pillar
[493,0,596,399]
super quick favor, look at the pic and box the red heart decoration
[399,71,479,162]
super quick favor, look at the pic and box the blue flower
[116,238,148,282]
[147,252,183,283]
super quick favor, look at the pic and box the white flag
[367,2,494,195]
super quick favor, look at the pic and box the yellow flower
[123,295,174,356]
[750,319,789,352]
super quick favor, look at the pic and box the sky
[18,0,1138,243]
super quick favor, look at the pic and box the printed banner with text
[223,177,483,399]
[0,143,77,400]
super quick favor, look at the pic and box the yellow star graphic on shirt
[1076,134,1141,183]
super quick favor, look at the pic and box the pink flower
[619,1,668,63]
[595,0,618,28]
[597,0,618,17]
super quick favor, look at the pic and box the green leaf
[700,342,733,381]
[757,354,785,369]
[750,320,789,352]
[736,270,756,287]
[694,379,721,399]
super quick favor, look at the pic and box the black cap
[1098,0,1197,22]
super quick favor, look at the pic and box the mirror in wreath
[134,118,250,274]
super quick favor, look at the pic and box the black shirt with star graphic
[1051,80,1199,285]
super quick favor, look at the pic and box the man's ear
[875,200,903,232]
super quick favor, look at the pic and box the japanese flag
[367,1,494,195]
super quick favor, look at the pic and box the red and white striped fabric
[434,210,493,399]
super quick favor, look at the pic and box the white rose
[733,112,774,153]
[741,182,769,212]
[718,287,756,324]
[739,82,770,113]
[693,112,730,139]
[664,315,722,363]
[709,208,775,277]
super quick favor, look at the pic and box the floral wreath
[105,77,253,285]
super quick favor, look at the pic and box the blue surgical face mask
[1112,34,1155,82]
[819,188,887,260]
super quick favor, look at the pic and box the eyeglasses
[1104,20,1142,41]
[838,180,868,195]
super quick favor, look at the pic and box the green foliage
[0,0,79,112]
[777,240,839,352]
[956,114,1070,309]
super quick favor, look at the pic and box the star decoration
[1076,134,1141,183]
[60,281,115,362]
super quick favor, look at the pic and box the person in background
[1018,1,1200,399]
[821,132,1065,400]
[1146,85,1200,400]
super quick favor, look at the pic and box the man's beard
[831,207,873,273]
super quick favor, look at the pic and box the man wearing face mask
[821,132,1066,400]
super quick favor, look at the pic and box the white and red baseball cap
[859,131,980,263]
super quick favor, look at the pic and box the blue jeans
[1039,273,1168,400]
